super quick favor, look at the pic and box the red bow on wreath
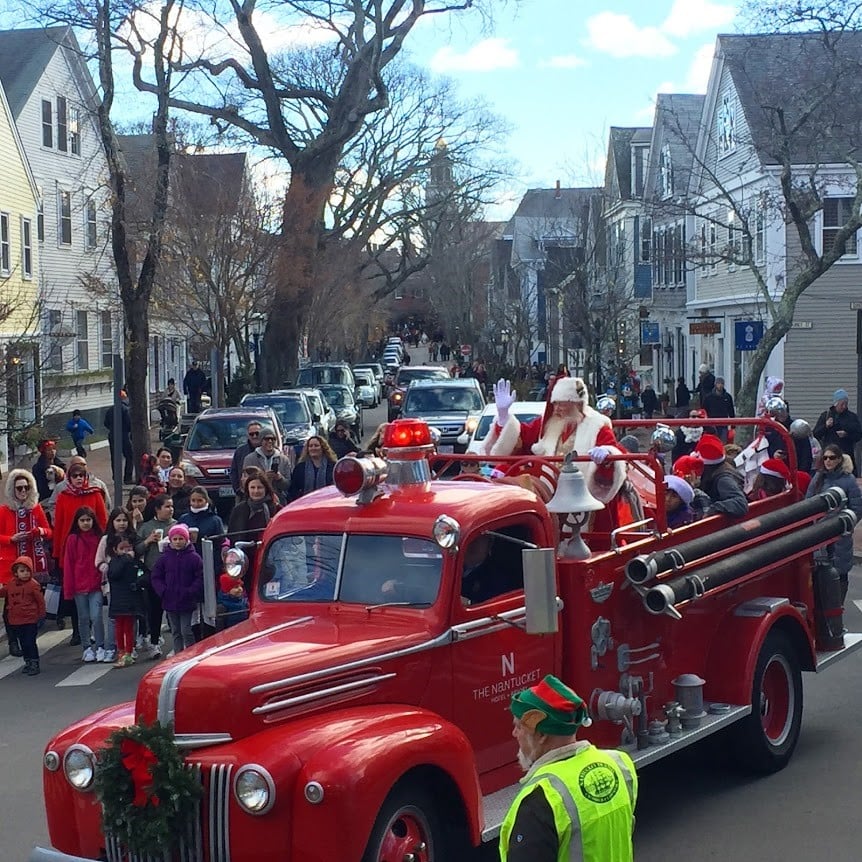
[120,738,161,808]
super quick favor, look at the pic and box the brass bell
[547,452,605,514]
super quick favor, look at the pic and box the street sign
[460,344,472,356]
[734,320,763,351]
[640,321,660,345]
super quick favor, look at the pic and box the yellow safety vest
[499,745,637,862]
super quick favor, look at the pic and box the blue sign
[735,320,764,351]
[640,321,660,345]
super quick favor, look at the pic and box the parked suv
[180,406,282,512]
[296,363,355,390]
[399,379,486,453]
[387,365,450,420]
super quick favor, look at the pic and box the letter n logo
[501,652,515,676]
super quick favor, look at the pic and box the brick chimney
[554,179,561,199]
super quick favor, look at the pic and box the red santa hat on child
[760,458,792,483]
[694,434,726,465]
[673,455,705,477]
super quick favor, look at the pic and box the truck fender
[288,705,483,862]
[703,602,814,706]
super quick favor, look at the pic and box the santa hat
[510,674,591,734]
[664,475,694,505]
[549,377,589,404]
[168,524,190,541]
[694,434,726,465]
[760,458,791,482]
[673,455,704,477]
[796,471,812,495]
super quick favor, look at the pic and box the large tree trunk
[125,294,151,480]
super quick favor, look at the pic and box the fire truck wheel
[734,630,803,773]
[362,785,449,862]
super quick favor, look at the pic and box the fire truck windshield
[258,533,444,605]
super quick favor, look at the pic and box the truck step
[815,631,862,671]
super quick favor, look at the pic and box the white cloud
[540,54,589,70]
[683,42,717,91]
[661,0,736,38]
[430,37,520,73]
[585,12,677,59]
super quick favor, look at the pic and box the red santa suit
[482,377,631,529]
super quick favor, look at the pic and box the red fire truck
[30,418,861,862]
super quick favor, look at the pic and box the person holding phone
[813,388,862,476]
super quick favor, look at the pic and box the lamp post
[248,313,266,391]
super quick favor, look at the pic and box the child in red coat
[0,556,46,675]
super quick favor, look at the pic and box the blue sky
[405,0,739,204]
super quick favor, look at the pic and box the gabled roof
[604,126,651,201]
[173,151,248,214]
[719,31,862,165]
[0,26,97,117]
[509,186,601,220]
[644,93,705,200]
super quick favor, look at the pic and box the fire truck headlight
[234,765,275,815]
[44,750,61,772]
[433,514,461,549]
[63,745,95,791]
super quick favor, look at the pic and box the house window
[709,217,718,270]
[76,310,89,370]
[717,93,736,157]
[0,213,9,274]
[58,190,72,245]
[37,195,44,242]
[41,100,52,147]
[640,217,651,263]
[754,200,766,265]
[822,197,858,257]
[70,109,80,156]
[727,209,742,267]
[47,310,63,371]
[660,144,674,199]
[57,96,68,152]
[101,310,113,368]
[699,221,708,275]
[652,228,662,285]
[673,223,685,285]
[663,231,672,287]
[21,218,32,278]
[85,199,97,249]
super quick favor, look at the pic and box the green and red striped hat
[511,675,591,735]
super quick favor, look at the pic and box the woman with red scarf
[52,465,108,568]
[0,469,52,656]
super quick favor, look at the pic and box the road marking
[0,655,26,679]
[854,600,862,616]
[56,664,114,687]
[37,630,75,652]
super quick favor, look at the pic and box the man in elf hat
[500,675,637,862]
[483,378,629,524]
[694,433,748,517]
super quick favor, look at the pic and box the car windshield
[186,417,264,451]
[404,387,484,413]
[297,367,352,386]
[396,368,447,386]
[473,410,542,441]
[259,534,443,605]
[320,387,353,407]
[354,373,373,385]
[243,397,309,425]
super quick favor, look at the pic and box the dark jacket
[675,382,691,409]
[700,460,748,517]
[183,366,208,396]
[150,544,204,613]
[328,431,360,458]
[813,407,862,472]
[696,372,716,404]
[107,554,146,618]
[287,460,335,501]
[640,387,658,417]
[32,454,66,502]
[103,403,132,447]
[806,462,862,572]
[230,438,256,493]
[227,500,276,544]
[179,507,226,555]
[170,486,192,518]
[702,389,735,419]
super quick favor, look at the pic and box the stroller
[157,398,179,439]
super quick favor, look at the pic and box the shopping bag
[44,582,61,617]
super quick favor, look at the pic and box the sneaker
[95,647,106,663]
[148,644,162,660]
[82,646,96,663]
[69,634,81,647]
[102,649,117,663]
[113,653,130,668]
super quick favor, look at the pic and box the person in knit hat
[813,388,861,476]
[749,457,792,501]
[0,557,46,675]
[501,675,637,862]
[694,434,748,517]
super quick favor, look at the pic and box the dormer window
[659,144,673,198]
[717,94,736,157]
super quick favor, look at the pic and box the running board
[480,703,749,842]
[815,632,862,671]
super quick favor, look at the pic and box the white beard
[532,414,577,457]
[681,426,703,444]
[517,747,534,772]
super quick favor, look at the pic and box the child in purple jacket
[150,523,203,653]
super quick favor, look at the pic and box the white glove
[493,379,516,425]
[588,445,614,465]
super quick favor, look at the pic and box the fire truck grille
[104,763,233,862]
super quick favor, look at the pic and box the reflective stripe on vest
[499,746,637,862]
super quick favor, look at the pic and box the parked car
[296,363,356,390]
[352,369,378,407]
[399,379,486,453]
[465,402,544,455]
[387,365,451,420]
[180,406,282,513]
[240,391,316,451]
[318,384,363,439]
[298,387,336,437]
[353,362,384,399]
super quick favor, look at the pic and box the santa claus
[482,378,629,516]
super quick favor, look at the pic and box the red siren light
[383,419,433,449]
[333,456,388,499]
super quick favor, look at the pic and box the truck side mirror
[522,548,560,634]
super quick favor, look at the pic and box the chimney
[555,179,561,200]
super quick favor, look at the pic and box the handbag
[44,582,62,617]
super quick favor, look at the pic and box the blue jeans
[74,591,104,649]
[166,611,195,653]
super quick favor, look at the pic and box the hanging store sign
[640,321,661,345]
[689,320,722,335]
[734,320,764,351]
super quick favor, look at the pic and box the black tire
[732,630,803,773]
[361,785,450,862]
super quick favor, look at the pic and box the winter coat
[171,486,192,518]
[63,530,103,598]
[287,459,335,501]
[150,544,204,613]
[217,588,249,628]
[703,389,735,419]
[0,470,52,584]
[52,485,109,567]
[107,554,146,618]
[179,507,225,554]
[243,447,294,496]
[806,459,862,574]
[0,570,45,625]
[227,500,277,545]
[135,517,177,572]
[66,416,94,443]
[32,453,66,502]
[46,472,112,520]
[813,407,862,472]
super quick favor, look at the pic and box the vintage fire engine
[31,417,862,862]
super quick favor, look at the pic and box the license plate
[218,486,235,498]
[438,445,454,454]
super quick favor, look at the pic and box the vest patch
[578,761,620,803]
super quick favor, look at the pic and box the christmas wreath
[94,721,202,857]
